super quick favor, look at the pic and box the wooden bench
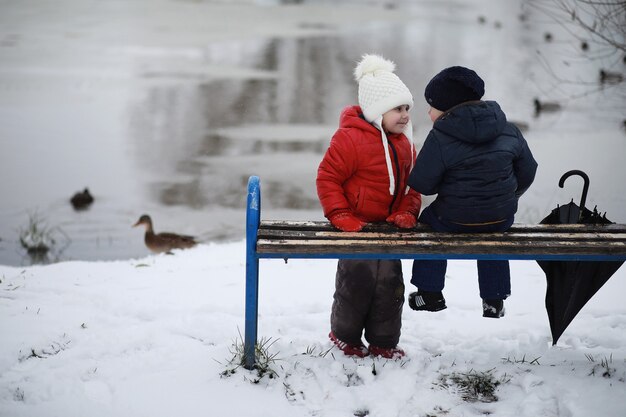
[243,176,626,369]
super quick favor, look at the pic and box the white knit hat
[354,54,414,122]
[354,54,414,195]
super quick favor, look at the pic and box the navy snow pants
[410,206,513,300]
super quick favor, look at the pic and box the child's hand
[329,212,366,232]
[386,211,417,229]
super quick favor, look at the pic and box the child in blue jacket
[407,66,538,318]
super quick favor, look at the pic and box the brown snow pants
[331,259,405,348]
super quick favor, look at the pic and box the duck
[133,214,197,254]
[70,188,94,210]
[599,69,624,84]
[533,98,561,117]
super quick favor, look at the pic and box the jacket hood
[433,101,507,144]
[339,105,378,132]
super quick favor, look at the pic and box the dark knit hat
[424,66,485,111]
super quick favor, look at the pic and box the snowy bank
[1,242,625,416]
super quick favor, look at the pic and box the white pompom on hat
[354,54,414,122]
[354,54,415,195]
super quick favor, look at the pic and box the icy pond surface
[0,0,624,266]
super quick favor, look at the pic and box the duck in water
[533,98,561,117]
[70,188,94,210]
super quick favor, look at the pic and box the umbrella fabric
[538,206,624,344]
[542,202,613,225]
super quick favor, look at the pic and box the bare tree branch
[527,0,626,53]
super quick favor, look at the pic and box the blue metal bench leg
[244,176,260,370]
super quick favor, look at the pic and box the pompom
[354,54,396,82]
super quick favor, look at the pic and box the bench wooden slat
[259,220,626,234]
[254,220,626,260]
[257,238,625,257]
[257,229,626,242]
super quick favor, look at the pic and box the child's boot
[368,344,405,359]
[329,331,369,357]
[408,290,447,312]
[482,299,505,318]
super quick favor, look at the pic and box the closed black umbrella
[538,170,624,344]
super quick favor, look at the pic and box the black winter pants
[331,259,405,348]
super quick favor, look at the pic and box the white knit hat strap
[373,116,395,195]
[404,120,414,195]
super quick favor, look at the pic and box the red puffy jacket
[317,105,422,222]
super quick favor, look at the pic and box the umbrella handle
[558,170,589,211]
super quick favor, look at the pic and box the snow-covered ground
[1,244,625,416]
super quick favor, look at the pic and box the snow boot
[368,344,405,359]
[482,299,505,318]
[408,290,447,312]
[329,331,369,357]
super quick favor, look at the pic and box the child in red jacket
[316,54,422,359]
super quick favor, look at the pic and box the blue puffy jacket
[408,101,538,224]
